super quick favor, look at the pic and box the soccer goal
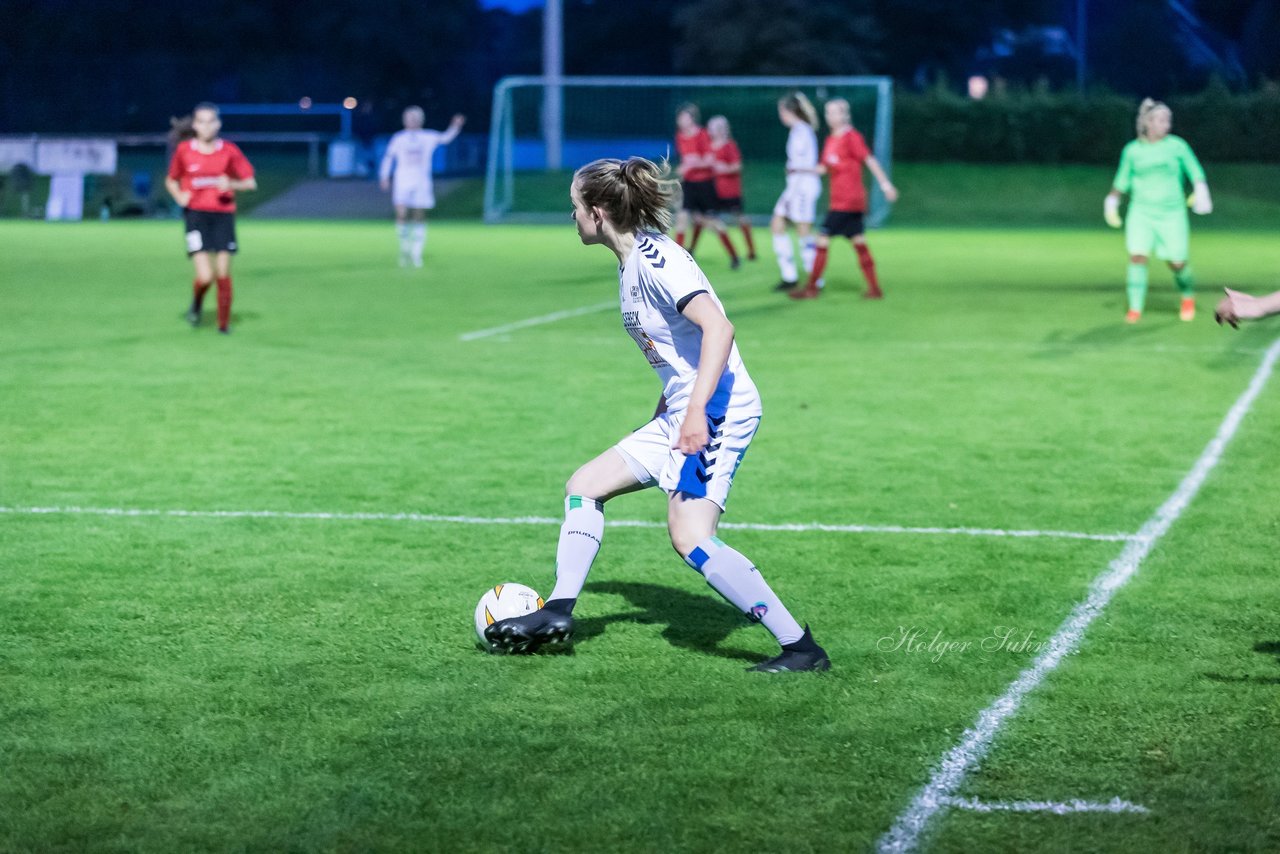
[484,75,894,227]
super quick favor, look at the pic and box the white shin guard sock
[772,233,797,282]
[686,536,804,646]
[800,237,817,274]
[548,495,604,603]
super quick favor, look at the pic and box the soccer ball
[474,583,544,645]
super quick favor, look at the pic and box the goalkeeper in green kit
[1105,99,1212,324]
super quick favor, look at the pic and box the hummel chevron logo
[640,242,666,268]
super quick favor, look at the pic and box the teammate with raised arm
[485,157,830,674]
[770,92,822,292]
[1105,99,1211,323]
[380,107,465,268]
[791,98,898,300]
[166,102,257,334]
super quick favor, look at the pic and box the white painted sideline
[877,337,1280,854]
[0,505,1132,542]
[459,301,615,341]
[942,796,1149,815]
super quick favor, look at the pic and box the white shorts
[772,174,822,224]
[613,410,760,510]
[393,182,435,210]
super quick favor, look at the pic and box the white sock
[800,237,817,274]
[410,223,427,263]
[772,233,797,282]
[548,495,604,603]
[396,223,410,256]
[685,536,804,646]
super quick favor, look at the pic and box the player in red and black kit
[791,98,897,301]
[165,102,257,333]
[673,104,740,269]
[707,115,756,262]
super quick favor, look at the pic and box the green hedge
[894,81,1280,164]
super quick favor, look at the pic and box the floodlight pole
[542,0,563,171]
[1076,0,1088,92]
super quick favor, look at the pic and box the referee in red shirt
[165,103,257,334]
[791,98,897,301]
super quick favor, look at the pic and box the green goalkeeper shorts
[1125,204,1189,262]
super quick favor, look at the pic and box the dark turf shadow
[574,580,763,662]
[1204,641,1280,685]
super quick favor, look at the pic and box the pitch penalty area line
[941,796,1149,815]
[0,505,1131,543]
[877,336,1280,854]
[459,301,616,341]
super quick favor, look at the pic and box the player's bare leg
[669,493,829,673]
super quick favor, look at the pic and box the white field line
[942,796,1149,815]
[459,301,616,341]
[0,505,1131,542]
[877,337,1280,854]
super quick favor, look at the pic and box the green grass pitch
[2,218,1280,852]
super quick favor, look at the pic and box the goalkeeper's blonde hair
[779,91,818,128]
[1136,98,1171,138]
[574,157,677,234]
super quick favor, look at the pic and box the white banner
[0,139,37,171]
[35,139,117,175]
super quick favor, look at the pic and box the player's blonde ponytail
[780,91,818,128]
[1136,98,1171,138]
[575,157,676,234]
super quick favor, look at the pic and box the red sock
[740,224,756,258]
[192,279,212,311]
[718,231,739,262]
[216,276,232,330]
[855,242,881,295]
[675,230,685,247]
[689,224,703,253]
[805,246,829,291]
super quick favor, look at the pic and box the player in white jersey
[485,157,830,673]
[379,106,465,267]
[770,92,823,292]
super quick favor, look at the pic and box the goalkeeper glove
[1191,181,1213,215]
[1104,195,1122,228]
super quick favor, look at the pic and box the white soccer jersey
[785,122,819,172]
[618,232,761,418]
[381,129,445,206]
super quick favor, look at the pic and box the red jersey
[821,128,871,212]
[167,139,254,213]
[710,139,743,199]
[675,129,714,183]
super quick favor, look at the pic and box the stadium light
[299,97,313,110]
[342,97,358,110]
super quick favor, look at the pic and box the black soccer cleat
[773,279,799,292]
[484,608,574,654]
[730,257,741,270]
[185,305,202,327]
[748,626,831,673]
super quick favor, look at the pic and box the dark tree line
[2,0,1276,133]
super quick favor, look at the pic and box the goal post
[484,75,894,227]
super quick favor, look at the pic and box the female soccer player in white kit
[485,157,830,673]
[379,106,464,267]
[770,92,822,292]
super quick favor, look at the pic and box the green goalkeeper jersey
[1112,135,1206,211]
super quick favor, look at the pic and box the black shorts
[183,209,239,255]
[821,211,866,238]
[680,180,719,215]
[715,196,744,215]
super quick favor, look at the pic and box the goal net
[484,75,893,227]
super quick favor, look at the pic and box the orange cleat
[1125,309,1142,324]
[1180,297,1195,322]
